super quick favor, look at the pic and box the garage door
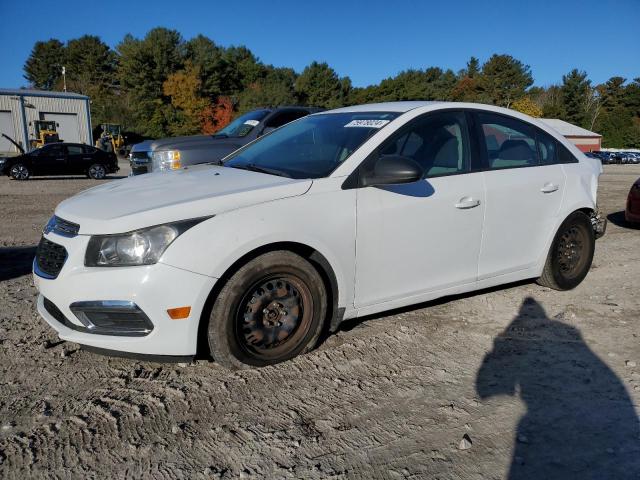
[0,111,17,154]
[43,112,80,144]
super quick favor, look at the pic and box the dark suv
[0,143,119,180]
[149,106,322,173]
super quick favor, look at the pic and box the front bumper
[33,232,217,356]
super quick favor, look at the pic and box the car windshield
[223,112,399,179]
[215,109,271,138]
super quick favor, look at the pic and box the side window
[379,111,470,178]
[557,143,579,164]
[47,144,64,157]
[537,130,557,165]
[265,110,309,129]
[477,113,538,169]
[66,145,84,155]
[83,145,97,154]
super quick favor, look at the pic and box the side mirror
[361,155,423,187]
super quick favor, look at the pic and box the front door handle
[455,197,481,209]
[541,183,559,193]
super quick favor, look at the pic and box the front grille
[35,237,67,278]
[131,151,149,160]
[43,216,79,237]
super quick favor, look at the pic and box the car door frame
[345,108,488,315]
[467,109,567,283]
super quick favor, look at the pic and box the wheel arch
[537,206,596,275]
[196,241,342,358]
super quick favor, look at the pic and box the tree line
[23,27,640,147]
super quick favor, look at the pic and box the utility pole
[62,66,67,92]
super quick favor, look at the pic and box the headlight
[152,150,181,172]
[85,218,207,267]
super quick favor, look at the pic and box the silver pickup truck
[134,106,321,175]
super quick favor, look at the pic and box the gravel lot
[1,162,639,479]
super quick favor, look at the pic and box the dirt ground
[0,162,639,479]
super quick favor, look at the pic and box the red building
[539,119,602,152]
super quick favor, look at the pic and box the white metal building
[0,88,91,155]
[539,118,602,152]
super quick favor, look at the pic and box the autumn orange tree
[511,96,543,117]
[163,62,210,135]
[201,96,234,134]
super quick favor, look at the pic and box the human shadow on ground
[476,297,640,479]
[0,246,37,281]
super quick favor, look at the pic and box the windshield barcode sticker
[344,119,390,128]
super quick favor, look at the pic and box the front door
[32,143,66,175]
[354,111,485,308]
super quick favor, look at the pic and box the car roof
[326,101,444,113]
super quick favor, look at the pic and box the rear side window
[66,145,83,155]
[477,113,537,169]
[265,110,309,129]
[379,111,470,178]
[537,130,557,165]
[557,143,579,164]
[83,145,97,154]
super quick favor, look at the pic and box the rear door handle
[541,183,559,193]
[455,197,481,209]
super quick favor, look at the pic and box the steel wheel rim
[90,165,105,179]
[557,225,588,279]
[11,165,28,179]
[235,274,313,359]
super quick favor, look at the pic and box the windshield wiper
[229,163,291,178]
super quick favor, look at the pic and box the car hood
[150,134,241,152]
[55,164,312,234]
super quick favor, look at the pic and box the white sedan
[34,102,604,369]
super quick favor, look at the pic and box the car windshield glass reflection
[224,112,399,179]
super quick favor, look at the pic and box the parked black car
[0,143,119,180]
[148,106,323,173]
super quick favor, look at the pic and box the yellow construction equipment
[98,123,125,155]
[30,120,60,148]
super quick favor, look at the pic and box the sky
[0,0,638,89]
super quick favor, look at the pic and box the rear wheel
[88,163,106,179]
[208,251,327,369]
[9,163,30,180]
[537,211,595,290]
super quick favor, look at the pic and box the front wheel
[9,163,30,180]
[208,251,327,369]
[537,211,595,290]
[87,163,107,180]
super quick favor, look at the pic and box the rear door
[65,144,88,174]
[474,112,566,279]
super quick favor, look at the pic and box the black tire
[537,211,595,290]
[87,163,107,180]
[208,250,327,369]
[9,163,30,180]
